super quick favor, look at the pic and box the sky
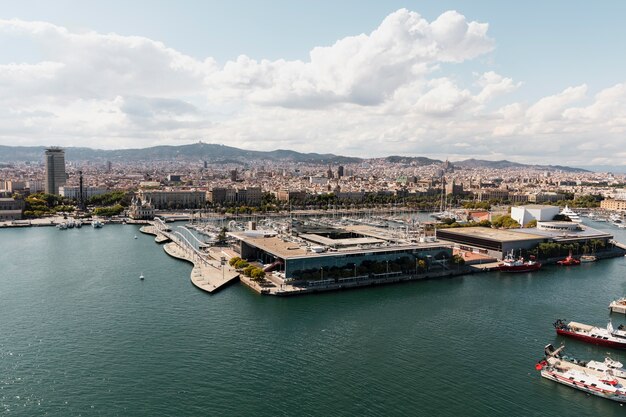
[1,0,626,167]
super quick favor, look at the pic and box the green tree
[216,227,228,245]
[524,219,537,228]
[491,215,520,229]
[451,254,466,266]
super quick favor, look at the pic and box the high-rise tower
[45,147,66,195]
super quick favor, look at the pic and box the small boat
[556,251,580,266]
[134,235,138,239]
[140,273,144,280]
[580,254,597,263]
[497,250,541,272]
[554,319,626,349]
[536,344,626,402]
[92,220,104,228]
[610,298,626,314]
[56,223,68,230]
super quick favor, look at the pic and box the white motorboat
[537,344,626,402]
[610,298,626,314]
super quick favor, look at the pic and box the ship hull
[498,263,542,273]
[610,303,626,314]
[541,370,626,402]
[556,329,626,349]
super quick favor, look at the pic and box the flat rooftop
[230,232,450,260]
[343,225,402,241]
[299,233,383,247]
[513,225,612,240]
[438,225,612,243]
[436,227,546,242]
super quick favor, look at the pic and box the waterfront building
[601,198,626,212]
[236,187,262,205]
[509,193,529,204]
[59,186,108,200]
[0,197,25,220]
[276,189,308,203]
[475,189,509,201]
[436,225,612,259]
[128,196,155,220]
[528,192,565,203]
[230,225,453,282]
[511,205,560,226]
[44,148,66,195]
[208,187,262,205]
[138,190,206,209]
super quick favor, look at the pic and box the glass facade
[285,247,452,281]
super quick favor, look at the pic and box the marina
[2,219,626,415]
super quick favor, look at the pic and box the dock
[163,242,239,293]
[141,221,239,294]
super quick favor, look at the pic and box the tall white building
[511,205,560,226]
[44,148,66,195]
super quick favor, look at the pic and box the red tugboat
[554,319,626,349]
[497,250,542,272]
[557,250,580,266]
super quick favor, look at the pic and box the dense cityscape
[3,2,626,416]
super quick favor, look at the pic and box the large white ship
[559,205,582,222]
[537,344,626,402]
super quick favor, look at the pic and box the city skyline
[1,1,626,167]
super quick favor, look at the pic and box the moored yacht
[580,254,597,263]
[559,205,581,222]
[497,250,541,272]
[554,319,626,349]
[610,297,626,314]
[537,344,626,402]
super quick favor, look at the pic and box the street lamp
[320,267,323,281]
[386,260,389,274]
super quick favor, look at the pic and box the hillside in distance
[0,143,590,172]
[454,158,590,173]
[0,143,362,164]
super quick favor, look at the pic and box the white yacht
[538,344,626,402]
[559,205,581,222]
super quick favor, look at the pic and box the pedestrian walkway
[163,242,239,293]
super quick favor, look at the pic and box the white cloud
[0,12,625,165]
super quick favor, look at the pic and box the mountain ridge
[0,143,590,172]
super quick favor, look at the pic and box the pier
[140,219,239,294]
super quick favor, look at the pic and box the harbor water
[2,220,626,416]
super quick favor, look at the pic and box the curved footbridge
[140,219,239,294]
